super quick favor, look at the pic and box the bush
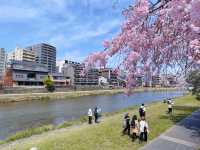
[186,70,200,99]
[43,75,55,92]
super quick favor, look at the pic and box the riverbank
[0,94,199,150]
[0,87,177,103]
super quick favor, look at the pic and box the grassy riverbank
[0,94,199,150]
[0,87,177,103]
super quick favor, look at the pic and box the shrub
[43,75,55,92]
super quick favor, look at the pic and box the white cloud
[49,19,120,50]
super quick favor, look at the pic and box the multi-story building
[99,68,119,86]
[62,60,99,86]
[0,48,7,80]
[4,60,48,87]
[26,43,56,73]
[152,75,161,87]
[8,47,35,62]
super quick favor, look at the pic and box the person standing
[88,108,93,124]
[122,113,131,135]
[167,98,174,114]
[131,115,139,141]
[97,107,102,123]
[139,117,149,142]
[94,107,98,123]
[139,104,146,118]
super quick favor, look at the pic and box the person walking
[139,117,149,142]
[122,113,131,135]
[88,108,93,124]
[139,103,146,118]
[131,115,139,141]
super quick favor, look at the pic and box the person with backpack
[88,108,93,124]
[139,116,149,142]
[139,103,146,118]
[122,113,131,135]
[131,115,139,141]
[167,98,174,114]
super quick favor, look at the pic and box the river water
[0,90,185,140]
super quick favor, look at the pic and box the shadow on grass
[160,105,200,139]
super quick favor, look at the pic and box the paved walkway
[140,109,200,150]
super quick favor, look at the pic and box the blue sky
[0,0,133,64]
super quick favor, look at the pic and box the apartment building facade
[8,47,35,62]
[26,43,56,73]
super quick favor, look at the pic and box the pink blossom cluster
[85,0,200,89]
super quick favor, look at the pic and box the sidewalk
[140,109,200,150]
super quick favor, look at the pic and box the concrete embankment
[0,88,178,103]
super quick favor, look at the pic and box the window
[27,73,36,79]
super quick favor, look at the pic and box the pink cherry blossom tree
[84,0,200,89]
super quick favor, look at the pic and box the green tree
[43,75,55,92]
[186,70,200,100]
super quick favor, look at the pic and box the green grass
[0,94,199,150]
[5,125,54,143]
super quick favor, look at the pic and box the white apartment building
[0,48,7,79]
[8,47,35,62]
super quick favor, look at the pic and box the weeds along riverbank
[0,94,199,150]
[0,87,178,103]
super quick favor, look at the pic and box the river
[0,90,185,140]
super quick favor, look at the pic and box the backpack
[139,108,143,115]
[131,120,136,128]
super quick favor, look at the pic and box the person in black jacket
[122,113,131,135]
[94,107,98,123]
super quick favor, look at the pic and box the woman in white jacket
[88,108,93,124]
[139,117,149,142]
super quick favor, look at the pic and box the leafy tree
[43,75,55,92]
[186,70,200,100]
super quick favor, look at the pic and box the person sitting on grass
[139,103,146,118]
[122,113,131,135]
[88,108,93,124]
[131,115,139,141]
[139,116,149,143]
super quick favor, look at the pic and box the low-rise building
[3,60,48,87]
[62,60,99,86]
[99,68,119,86]
[51,73,71,87]
[152,75,161,87]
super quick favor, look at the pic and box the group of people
[122,103,149,142]
[88,106,102,124]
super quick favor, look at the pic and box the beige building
[0,48,7,79]
[8,47,35,62]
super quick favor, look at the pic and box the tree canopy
[84,0,200,89]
